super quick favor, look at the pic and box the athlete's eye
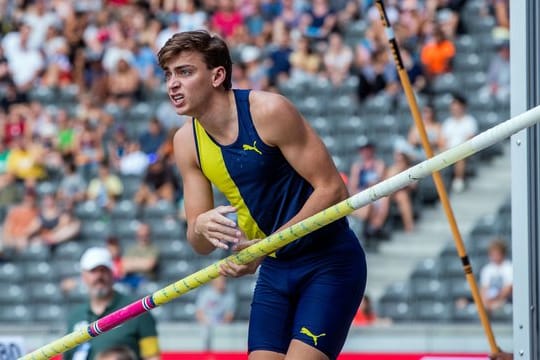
[164,72,171,81]
[179,69,192,76]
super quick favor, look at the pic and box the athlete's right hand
[194,205,241,250]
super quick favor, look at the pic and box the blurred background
[0,0,512,358]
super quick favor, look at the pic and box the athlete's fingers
[207,223,240,238]
[232,238,260,251]
[209,237,229,250]
[212,213,237,228]
[208,231,239,244]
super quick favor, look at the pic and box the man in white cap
[64,247,160,360]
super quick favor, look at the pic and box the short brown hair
[489,238,508,256]
[157,30,232,90]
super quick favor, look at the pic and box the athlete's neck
[196,90,238,145]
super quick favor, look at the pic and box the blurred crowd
[0,0,510,324]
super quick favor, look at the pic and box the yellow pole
[374,0,499,353]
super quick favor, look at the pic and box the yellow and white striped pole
[21,104,540,360]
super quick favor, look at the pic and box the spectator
[134,158,177,207]
[480,239,513,314]
[289,36,322,81]
[420,23,455,80]
[441,93,478,192]
[300,0,336,40]
[1,188,40,253]
[22,0,61,50]
[381,148,417,232]
[356,47,399,101]
[407,104,444,159]
[210,0,244,39]
[195,276,237,325]
[75,120,105,180]
[178,0,208,33]
[107,57,141,109]
[323,31,353,86]
[121,223,160,291]
[267,25,293,86]
[138,118,166,157]
[105,236,125,281]
[30,192,81,247]
[482,39,510,102]
[118,140,150,177]
[58,158,87,207]
[87,161,124,211]
[491,0,509,31]
[6,135,46,184]
[0,139,18,208]
[64,247,160,360]
[348,141,388,239]
[55,109,77,155]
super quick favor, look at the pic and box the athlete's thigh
[285,339,328,360]
[291,252,367,359]
[248,264,295,356]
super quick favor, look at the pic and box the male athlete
[159,30,367,360]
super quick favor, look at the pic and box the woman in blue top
[159,30,366,360]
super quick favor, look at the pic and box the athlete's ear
[212,66,226,88]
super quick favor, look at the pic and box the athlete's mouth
[171,94,184,102]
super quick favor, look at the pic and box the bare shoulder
[248,90,304,146]
[173,120,198,167]
[249,90,297,120]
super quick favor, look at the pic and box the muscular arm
[250,91,349,232]
[173,124,239,255]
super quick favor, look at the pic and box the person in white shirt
[441,94,478,193]
[480,238,513,313]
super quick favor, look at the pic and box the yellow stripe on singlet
[193,120,268,243]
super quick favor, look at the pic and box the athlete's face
[164,51,224,117]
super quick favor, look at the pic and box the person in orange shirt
[352,295,377,326]
[1,188,40,253]
[420,24,455,78]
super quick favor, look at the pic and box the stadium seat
[53,259,81,279]
[380,281,411,303]
[36,181,59,197]
[297,96,325,117]
[442,256,464,279]
[148,305,172,322]
[32,304,64,323]
[28,282,63,304]
[0,305,32,323]
[326,95,357,116]
[0,284,25,303]
[120,175,143,199]
[160,260,197,282]
[411,279,449,301]
[447,278,471,300]
[54,241,84,261]
[111,199,138,220]
[377,301,412,322]
[414,301,452,322]
[361,95,391,115]
[80,220,110,241]
[112,219,140,239]
[455,35,477,54]
[461,71,488,91]
[143,200,177,220]
[453,54,487,73]
[75,201,104,221]
[410,258,444,281]
[452,303,480,322]
[156,239,194,260]
[0,263,24,283]
[171,301,197,321]
[24,261,54,282]
[16,243,50,262]
[235,277,257,301]
[431,73,460,94]
[150,218,183,241]
[491,303,512,322]
[128,102,153,123]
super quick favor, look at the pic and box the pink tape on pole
[88,296,155,336]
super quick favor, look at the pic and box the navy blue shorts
[247,239,367,360]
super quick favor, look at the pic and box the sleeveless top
[192,89,356,260]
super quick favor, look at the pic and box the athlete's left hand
[219,238,262,278]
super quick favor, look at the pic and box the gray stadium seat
[453,54,487,73]
[491,303,512,322]
[16,243,50,262]
[64,284,88,304]
[414,301,452,322]
[235,277,257,301]
[447,278,471,300]
[54,241,84,261]
[171,301,197,321]
[80,220,110,241]
[455,35,477,54]
[53,259,81,279]
[0,263,24,283]
[128,102,153,123]
[0,284,24,303]
[111,199,138,220]
[148,305,172,322]
[411,258,444,281]
[143,200,177,220]
[431,73,460,94]
[377,301,412,322]
[236,299,252,321]
[452,303,480,322]
[0,305,32,323]
[379,282,405,302]
[461,71,488,91]
[361,95,391,115]
[411,279,449,301]
[157,239,194,260]
[120,175,143,199]
[112,219,139,239]
[24,261,54,282]
[32,304,64,323]
[160,260,197,282]
[150,218,183,240]
[75,201,104,220]
[29,282,63,304]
